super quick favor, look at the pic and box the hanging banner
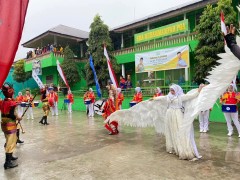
[32,71,44,88]
[134,19,188,44]
[32,59,42,75]
[135,45,189,73]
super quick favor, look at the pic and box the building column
[183,13,186,20]
[185,68,189,82]
[122,64,125,78]
[80,43,83,58]
[147,24,150,30]
[54,35,57,45]
[121,33,124,49]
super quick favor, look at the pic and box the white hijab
[167,84,184,100]
[117,88,121,93]
[135,87,141,93]
[156,87,161,93]
[89,88,93,92]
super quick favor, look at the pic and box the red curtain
[0,0,29,87]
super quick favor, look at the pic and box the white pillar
[54,35,57,45]
[122,64,125,78]
[121,33,124,49]
[147,24,150,30]
[185,68,189,81]
[80,43,83,58]
[184,13,186,20]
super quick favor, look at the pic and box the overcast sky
[16,0,193,60]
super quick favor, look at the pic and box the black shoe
[17,139,24,144]
[39,117,44,124]
[4,153,18,169]
[43,116,49,125]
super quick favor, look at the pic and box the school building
[19,0,239,122]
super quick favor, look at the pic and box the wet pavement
[0,109,240,180]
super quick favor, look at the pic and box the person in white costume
[199,110,210,133]
[154,84,204,159]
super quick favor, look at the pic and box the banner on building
[32,71,44,88]
[32,59,42,75]
[134,19,188,44]
[135,45,189,73]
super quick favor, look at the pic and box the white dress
[165,91,200,160]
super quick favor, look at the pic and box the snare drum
[130,101,137,107]
[21,102,26,107]
[222,105,237,113]
[34,101,39,107]
[64,99,70,104]
[84,99,91,105]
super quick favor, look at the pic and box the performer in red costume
[220,84,240,137]
[88,88,95,117]
[132,87,143,103]
[117,88,124,110]
[153,87,163,98]
[67,90,74,113]
[48,87,58,116]
[24,90,34,120]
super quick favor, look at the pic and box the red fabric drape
[0,0,29,87]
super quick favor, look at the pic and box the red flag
[103,45,119,88]
[0,0,29,87]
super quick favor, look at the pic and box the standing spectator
[88,88,95,117]
[47,44,50,52]
[119,76,126,89]
[125,75,132,89]
[50,44,54,52]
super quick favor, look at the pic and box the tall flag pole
[0,0,29,87]
[56,60,70,90]
[103,45,118,88]
[89,55,102,98]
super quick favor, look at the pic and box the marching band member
[117,88,124,110]
[199,109,211,133]
[220,84,240,137]
[153,87,163,98]
[132,87,143,103]
[16,92,24,117]
[0,83,20,169]
[88,88,95,117]
[39,87,50,125]
[103,93,119,135]
[67,90,74,113]
[24,90,34,120]
[83,90,90,115]
[48,87,58,116]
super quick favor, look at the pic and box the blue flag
[89,55,102,98]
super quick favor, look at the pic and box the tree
[13,59,31,87]
[85,14,120,88]
[193,0,237,84]
[60,46,80,87]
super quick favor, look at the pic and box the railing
[113,32,197,56]
[58,85,199,99]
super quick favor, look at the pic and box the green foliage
[13,59,31,84]
[85,14,120,88]
[193,0,237,84]
[60,46,80,87]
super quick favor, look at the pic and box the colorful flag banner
[89,55,102,98]
[32,71,44,89]
[0,0,29,87]
[103,45,118,88]
[56,60,70,90]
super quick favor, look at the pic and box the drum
[84,99,91,105]
[94,99,106,115]
[34,101,39,107]
[21,102,26,107]
[222,105,237,113]
[130,101,137,107]
[64,99,70,104]
[25,103,32,107]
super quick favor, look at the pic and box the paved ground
[0,109,240,180]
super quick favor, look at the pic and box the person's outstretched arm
[224,24,240,60]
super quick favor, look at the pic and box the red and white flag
[104,45,118,88]
[221,11,227,35]
[57,60,70,90]
[0,0,29,87]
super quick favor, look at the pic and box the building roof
[22,25,89,48]
[111,0,218,33]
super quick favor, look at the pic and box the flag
[57,60,70,90]
[103,45,118,88]
[220,11,227,35]
[0,0,29,87]
[32,71,44,89]
[89,55,102,98]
